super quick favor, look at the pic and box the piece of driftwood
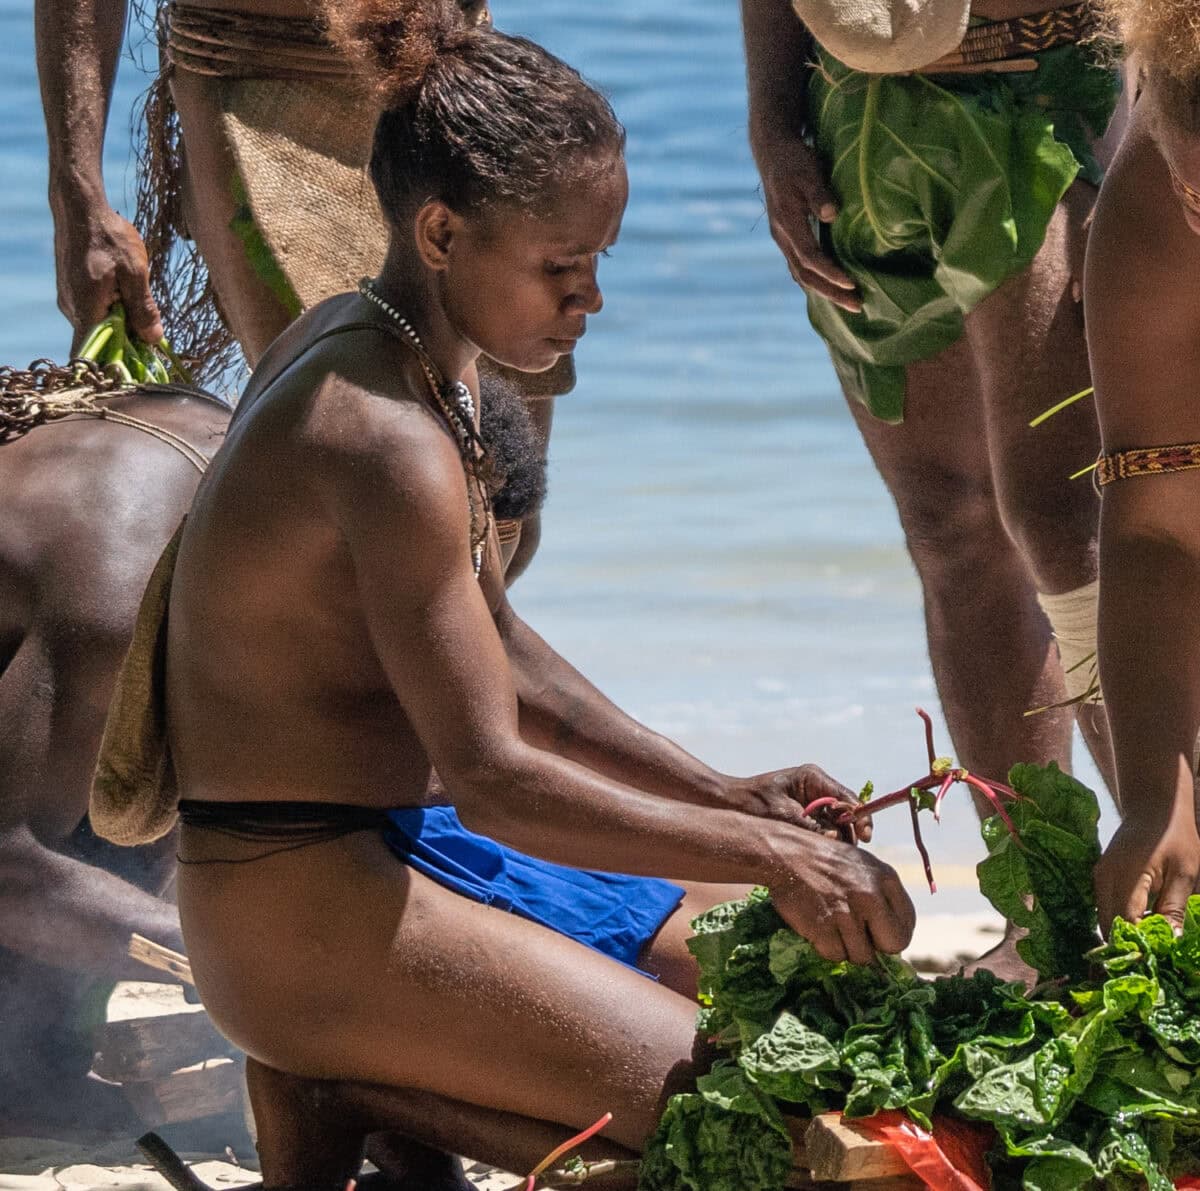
[129,933,195,985]
[93,1009,237,1082]
[122,1055,245,1126]
[801,1114,916,1183]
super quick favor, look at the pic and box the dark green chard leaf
[641,772,1200,1191]
[977,762,1101,982]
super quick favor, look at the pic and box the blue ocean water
[0,0,1109,912]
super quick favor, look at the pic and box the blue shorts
[384,805,685,975]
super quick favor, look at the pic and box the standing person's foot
[960,922,1038,989]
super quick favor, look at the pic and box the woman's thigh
[178,829,702,1153]
[638,880,753,996]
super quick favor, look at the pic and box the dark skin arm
[1086,109,1200,932]
[0,827,183,982]
[325,391,913,964]
[0,624,184,980]
[493,599,868,834]
[739,0,860,311]
[35,0,164,350]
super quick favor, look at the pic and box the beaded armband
[1095,442,1200,487]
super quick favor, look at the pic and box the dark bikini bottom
[178,799,684,975]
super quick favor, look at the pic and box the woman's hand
[52,201,163,352]
[770,833,915,965]
[749,122,861,312]
[734,764,872,841]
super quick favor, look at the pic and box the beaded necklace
[358,280,490,576]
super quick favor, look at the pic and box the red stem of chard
[801,711,1022,893]
[908,794,936,893]
[525,1112,614,1188]
[918,706,936,769]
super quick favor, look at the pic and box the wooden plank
[122,1056,245,1127]
[128,934,195,986]
[93,1010,237,1082]
[791,1178,923,1190]
[803,1114,912,1183]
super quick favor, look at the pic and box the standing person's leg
[968,183,1115,792]
[844,337,1075,790]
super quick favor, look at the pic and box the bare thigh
[178,830,716,1153]
[967,183,1101,594]
[639,880,754,995]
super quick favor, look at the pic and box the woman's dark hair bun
[323,0,472,104]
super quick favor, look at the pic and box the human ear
[413,201,462,272]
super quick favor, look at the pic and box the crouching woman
[111,3,919,1183]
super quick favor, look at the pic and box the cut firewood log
[121,1055,245,1127]
[803,1114,914,1182]
[93,1009,237,1082]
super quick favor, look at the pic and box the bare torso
[167,296,497,811]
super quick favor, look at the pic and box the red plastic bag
[851,1113,1200,1190]
[852,1111,993,1190]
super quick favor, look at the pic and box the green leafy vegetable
[641,765,1200,1191]
[804,46,1118,422]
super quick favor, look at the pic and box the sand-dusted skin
[82,5,921,1185]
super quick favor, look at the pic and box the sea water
[0,0,1110,912]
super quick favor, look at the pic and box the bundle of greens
[75,303,191,385]
[642,763,1200,1191]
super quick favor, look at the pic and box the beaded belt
[1096,443,1200,487]
[919,3,1095,74]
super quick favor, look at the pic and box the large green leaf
[804,47,1117,421]
[641,776,1200,1191]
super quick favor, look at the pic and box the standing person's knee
[994,480,1098,594]
[888,469,1005,588]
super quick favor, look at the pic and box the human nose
[566,265,603,315]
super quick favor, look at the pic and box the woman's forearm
[740,0,812,139]
[499,608,733,807]
[1099,501,1200,822]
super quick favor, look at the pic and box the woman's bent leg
[179,830,705,1163]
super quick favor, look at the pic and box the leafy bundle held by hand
[642,765,1200,1191]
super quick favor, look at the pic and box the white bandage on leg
[1036,580,1103,706]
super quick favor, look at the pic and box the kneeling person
[96,3,916,1180]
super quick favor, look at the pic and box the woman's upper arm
[318,403,523,784]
